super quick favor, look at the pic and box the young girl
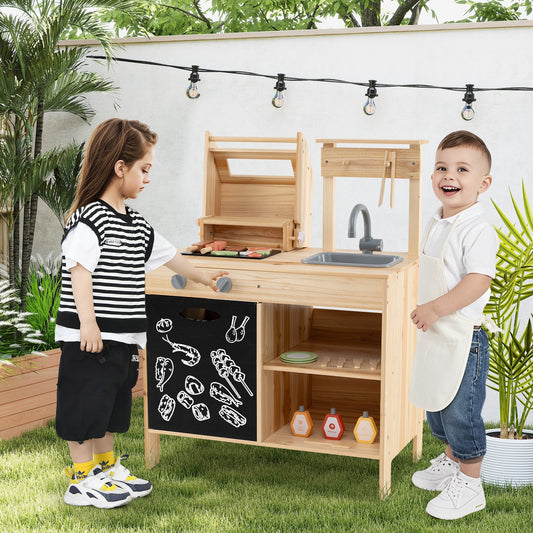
[55,118,225,508]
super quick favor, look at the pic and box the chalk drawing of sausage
[158,394,176,421]
[162,335,201,366]
[209,382,242,407]
[155,357,174,391]
[219,405,247,428]
[185,375,204,395]
[191,403,210,422]
[177,390,194,409]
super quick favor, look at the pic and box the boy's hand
[410,302,439,332]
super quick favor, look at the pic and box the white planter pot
[480,428,533,487]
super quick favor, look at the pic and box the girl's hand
[200,271,229,292]
[80,319,103,353]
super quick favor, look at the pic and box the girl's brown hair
[66,119,158,221]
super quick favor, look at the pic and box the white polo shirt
[423,202,499,321]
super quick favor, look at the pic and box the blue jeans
[426,328,489,461]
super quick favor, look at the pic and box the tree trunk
[20,92,44,312]
[10,202,19,289]
[388,0,424,26]
[409,4,422,25]
[361,0,381,26]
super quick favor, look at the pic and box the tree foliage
[98,0,435,37]
[0,0,137,310]
[96,0,532,37]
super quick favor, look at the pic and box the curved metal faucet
[347,204,383,254]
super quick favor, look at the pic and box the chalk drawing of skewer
[225,315,250,343]
[155,356,174,391]
[210,348,253,398]
[162,335,201,366]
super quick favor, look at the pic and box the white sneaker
[426,471,486,520]
[106,454,153,498]
[63,465,132,508]
[412,452,460,491]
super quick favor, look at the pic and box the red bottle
[321,408,345,440]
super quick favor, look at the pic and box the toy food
[200,240,227,254]
[186,240,213,252]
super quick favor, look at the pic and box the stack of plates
[280,351,318,364]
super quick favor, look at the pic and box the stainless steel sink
[302,252,403,268]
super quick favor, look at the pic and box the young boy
[409,131,499,520]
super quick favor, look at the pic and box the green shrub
[0,279,43,360]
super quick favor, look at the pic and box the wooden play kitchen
[144,134,426,498]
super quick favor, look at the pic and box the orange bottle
[354,411,378,444]
[290,405,313,437]
[321,408,345,440]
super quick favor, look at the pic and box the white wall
[37,22,533,423]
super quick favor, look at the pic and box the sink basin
[302,252,403,268]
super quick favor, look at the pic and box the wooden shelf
[200,215,291,228]
[264,335,381,380]
[262,421,380,460]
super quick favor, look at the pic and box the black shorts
[55,340,139,442]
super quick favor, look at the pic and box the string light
[272,73,286,108]
[363,80,378,116]
[461,84,476,121]
[186,65,200,99]
[88,55,533,119]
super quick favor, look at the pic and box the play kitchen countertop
[145,248,418,309]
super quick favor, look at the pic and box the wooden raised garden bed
[0,348,145,440]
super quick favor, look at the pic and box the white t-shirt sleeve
[146,231,177,272]
[62,222,100,272]
[463,222,499,278]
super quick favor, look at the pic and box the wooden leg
[141,348,160,469]
[145,430,160,469]
[379,457,392,500]
[412,411,424,463]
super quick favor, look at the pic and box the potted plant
[481,181,533,487]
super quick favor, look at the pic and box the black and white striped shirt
[56,200,154,334]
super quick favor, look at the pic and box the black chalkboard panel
[146,295,257,442]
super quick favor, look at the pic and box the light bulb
[186,65,201,99]
[272,91,285,108]
[186,82,200,99]
[272,73,286,109]
[363,80,378,116]
[461,84,475,121]
[461,104,475,121]
[363,98,376,115]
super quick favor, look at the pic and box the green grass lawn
[0,399,531,533]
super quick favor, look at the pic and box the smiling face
[431,145,492,218]
[117,146,154,200]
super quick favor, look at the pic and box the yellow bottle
[290,405,313,437]
[354,411,378,444]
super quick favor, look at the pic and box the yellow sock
[72,459,94,482]
[93,450,115,472]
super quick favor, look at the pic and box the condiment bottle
[290,405,313,437]
[321,408,345,440]
[354,411,378,443]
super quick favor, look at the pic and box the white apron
[409,219,476,412]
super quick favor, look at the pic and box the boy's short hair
[437,130,492,172]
